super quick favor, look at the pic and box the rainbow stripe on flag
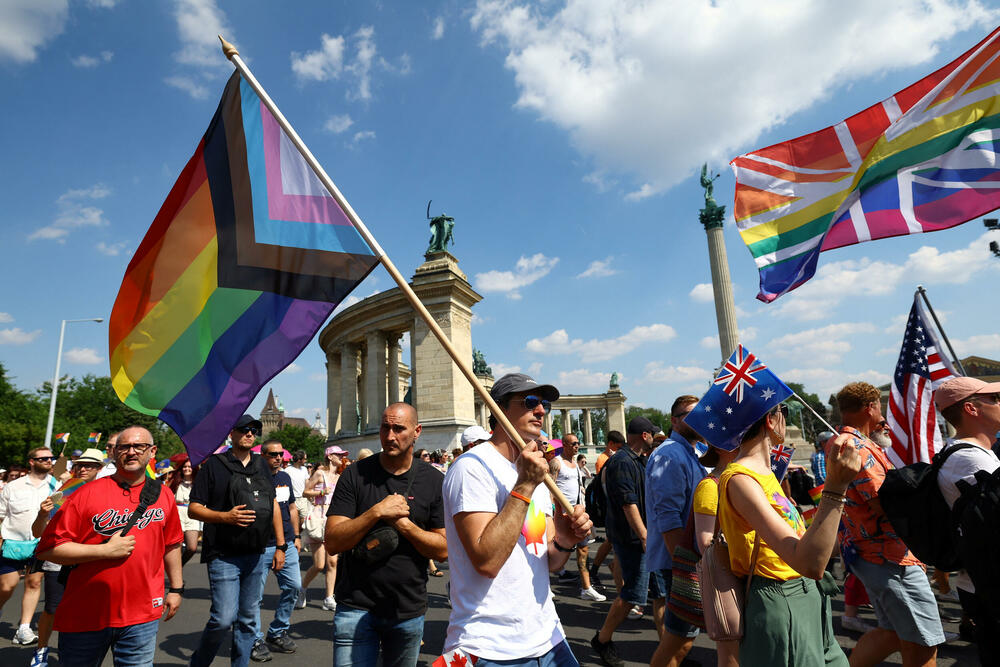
[55,433,69,445]
[809,484,824,505]
[109,71,379,464]
[52,477,86,508]
[732,27,1000,302]
[802,506,818,527]
[88,432,101,445]
[145,461,157,480]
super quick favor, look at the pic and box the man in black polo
[189,415,287,667]
[325,403,446,667]
[592,416,660,667]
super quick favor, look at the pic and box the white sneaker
[322,596,337,611]
[841,615,875,633]
[30,647,49,667]
[628,605,643,619]
[295,589,307,609]
[12,625,37,645]
[580,587,607,602]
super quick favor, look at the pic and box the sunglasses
[771,403,789,418]
[238,426,261,436]
[116,443,153,454]
[31,456,55,462]
[974,393,1000,405]
[522,395,552,414]
[264,451,284,458]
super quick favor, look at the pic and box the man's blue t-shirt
[269,469,296,546]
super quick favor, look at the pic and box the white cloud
[292,33,346,81]
[351,130,376,145]
[0,313,12,323]
[640,361,712,387]
[783,367,891,401]
[283,362,302,374]
[172,0,233,69]
[333,294,362,315]
[558,369,620,391]
[164,75,208,99]
[86,0,120,7]
[470,0,994,199]
[526,323,676,363]
[474,253,559,299]
[700,327,759,352]
[347,26,376,100]
[71,50,112,68]
[767,322,878,367]
[29,184,111,242]
[309,372,326,382]
[324,114,354,134]
[471,313,490,326]
[95,241,127,256]
[0,328,40,345]
[953,334,1000,357]
[65,347,103,365]
[432,16,446,40]
[689,283,713,303]
[699,335,717,350]
[293,27,388,102]
[491,361,544,378]
[0,0,68,64]
[577,256,617,278]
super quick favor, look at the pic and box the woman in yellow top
[718,403,861,666]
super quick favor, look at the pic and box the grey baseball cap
[490,373,560,403]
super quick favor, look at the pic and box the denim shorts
[851,558,945,646]
[475,639,579,667]
[0,554,34,576]
[612,541,658,605]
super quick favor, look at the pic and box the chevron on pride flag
[731,26,1000,302]
[109,71,380,464]
[88,432,101,445]
[685,344,793,452]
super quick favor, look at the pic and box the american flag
[886,297,958,466]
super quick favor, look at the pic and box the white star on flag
[761,388,776,400]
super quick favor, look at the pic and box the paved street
[0,540,979,666]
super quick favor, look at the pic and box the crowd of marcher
[0,371,997,666]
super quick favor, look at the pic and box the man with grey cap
[935,376,1000,664]
[441,373,592,666]
[592,415,661,667]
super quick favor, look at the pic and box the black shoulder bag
[351,469,417,565]
[58,476,162,586]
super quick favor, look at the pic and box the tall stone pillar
[700,172,739,363]
[583,408,593,447]
[364,331,388,434]
[339,343,359,436]
[561,410,571,438]
[544,412,553,436]
[606,388,627,435]
[387,333,401,404]
[326,351,342,437]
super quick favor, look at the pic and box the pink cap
[934,377,1000,410]
[325,445,348,456]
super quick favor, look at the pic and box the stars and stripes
[886,296,958,466]
[714,345,769,403]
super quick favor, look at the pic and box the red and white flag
[432,649,478,667]
[886,296,958,466]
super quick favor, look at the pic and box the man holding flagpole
[441,374,591,666]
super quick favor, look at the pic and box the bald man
[325,403,447,667]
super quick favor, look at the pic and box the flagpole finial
[219,35,239,60]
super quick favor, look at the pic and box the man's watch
[276,543,288,552]
[168,585,184,595]
[552,540,574,553]
[294,534,301,540]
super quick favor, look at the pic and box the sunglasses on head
[522,395,551,413]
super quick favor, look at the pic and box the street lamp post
[43,317,104,450]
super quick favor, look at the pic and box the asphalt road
[0,541,980,666]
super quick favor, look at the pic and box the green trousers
[740,574,848,667]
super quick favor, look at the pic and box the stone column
[701,202,739,364]
[606,390,627,435]
[560,410,571,438]
[364,331,388,434]
[338,343,359,436]
[326,350,341,437]
[544,412,553,436]
[583,408,593,447]
[387,333,401,404]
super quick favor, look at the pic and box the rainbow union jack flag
[732,27,1000,302]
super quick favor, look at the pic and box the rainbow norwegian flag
[109,71,379,465]
[732,26,1000,302]
[54,433,69,445]
[88,432,102,445]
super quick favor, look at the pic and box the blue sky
[3,0,1000,431]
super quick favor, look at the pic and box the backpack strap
[118,476,163,537]
[932,443,978,471]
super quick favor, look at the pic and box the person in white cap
[935,376,1000,665]
[460,425,491,452]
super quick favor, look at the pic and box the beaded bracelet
[821,490,848,505]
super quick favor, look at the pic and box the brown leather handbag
[696,513,761,642]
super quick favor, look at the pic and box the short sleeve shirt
[644,435,705,571]
[938,441,1000,509]
[327,455,445,620]
[37,477,183,632]
[270,470,295,546]
[693,475,720,516]
[604,447,646,547]
[839,426,918,566]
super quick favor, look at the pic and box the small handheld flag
[802,506,818,527]
[145,461,157,480]
[432,649,478,667]
[88,432,102,445]
[808,484,824,505]
[770,442,795,483]
[685,345,793,451]
[54,433,69,445]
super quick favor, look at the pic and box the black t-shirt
[190,450,274,562]
[326,455,444,620]
[269,470,295,547]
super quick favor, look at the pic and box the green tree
[624,405,670,434]
[785,382,829,443]
[0,363,47,465]
[265,424,327,461]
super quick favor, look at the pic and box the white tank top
[554,457,581,505]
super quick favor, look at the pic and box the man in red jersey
[37,425,184,666]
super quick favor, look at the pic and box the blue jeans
[475,639,580,667]
[333,605,424,667]
[253,544,301,639]
[190,552,269,667]
[59,619,159,666]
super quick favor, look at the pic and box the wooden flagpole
[218,36,574,514]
